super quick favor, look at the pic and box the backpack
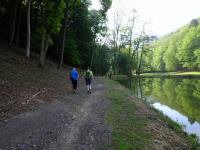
[85,71,90,78]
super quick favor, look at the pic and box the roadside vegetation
[105,79,151,149]
[105,79,200,150]
[139,72,200,78]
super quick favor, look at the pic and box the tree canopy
[142,18,200,72]
[0,0,112,74]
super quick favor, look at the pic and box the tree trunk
[58,0,71,69]
[15,1,22,45]
[9,0,18,45]
[39,35,49,67]
[26,0,31,58]
[113,50,117,74]
[58,16,67,69]
[137,42,144,75]
[39,35,45,67]
[90,44,95,68]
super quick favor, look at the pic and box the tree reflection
[117,77,200,123]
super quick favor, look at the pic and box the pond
[117,77,200,142]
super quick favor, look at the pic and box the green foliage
[118,52,131,74]
[64,37,80,65]
[0,0,112,72]
[143,18,200,72]
[163,38,177,71]
[92,44,111,75]
[99,0,112,18]
[34,0,65,44]
[100,0,112,12]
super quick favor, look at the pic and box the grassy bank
[105,79,151,150]
[139,72,200,78]
[105,78,200,150]
[111,72,200,80]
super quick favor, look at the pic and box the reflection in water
[153,103,200,141]
[117,77,200,142]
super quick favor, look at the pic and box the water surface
[117,77,200,141]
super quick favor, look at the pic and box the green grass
[105,79,151,150]
[139,72,200,78]
[105,78,200,150]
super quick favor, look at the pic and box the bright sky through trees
[91,0,200,36]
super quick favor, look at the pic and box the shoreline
[105,78,200,149]
[111,72,200,79]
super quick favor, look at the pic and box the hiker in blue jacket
[70,68,79,93]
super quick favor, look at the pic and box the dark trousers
[71,79,77,90]
[85,78,91,85]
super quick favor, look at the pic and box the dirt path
[0,77,111,150]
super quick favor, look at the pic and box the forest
[141,18,200,73]
[1,1,200,75]
[0,0,112,75]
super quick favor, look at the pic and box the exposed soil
[0,42,72,120]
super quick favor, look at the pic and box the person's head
[87,67,90,71]
[73,68,76,71]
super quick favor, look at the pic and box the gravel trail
[0,77,111,150]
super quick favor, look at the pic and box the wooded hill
[142,18,200,72]
[0,0,112,75]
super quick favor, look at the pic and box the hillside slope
[0,41,75,120]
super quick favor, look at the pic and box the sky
[91,0,200,37]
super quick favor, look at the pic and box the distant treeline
[0,0,112,75]
[142,18,200,72]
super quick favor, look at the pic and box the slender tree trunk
[58,0,72,69]
[15,1,22,45]
[97,45,102,75]
[58,15,68,69]
[137,42,144,75]
[39,35,49,67]
[39,35,45,67]
[90,43,95,68]
[26,0,31,58]
[138,78,143,98]
[9,0,18,45]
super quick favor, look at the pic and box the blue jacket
[70,69,79,80]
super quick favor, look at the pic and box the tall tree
[58,0,71,69]
[9,0,18,45]
[37,0,65,67]
[112,12,122,74]
[58,0,77,69]
[15,0,22,45]
[26,0,31,58]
